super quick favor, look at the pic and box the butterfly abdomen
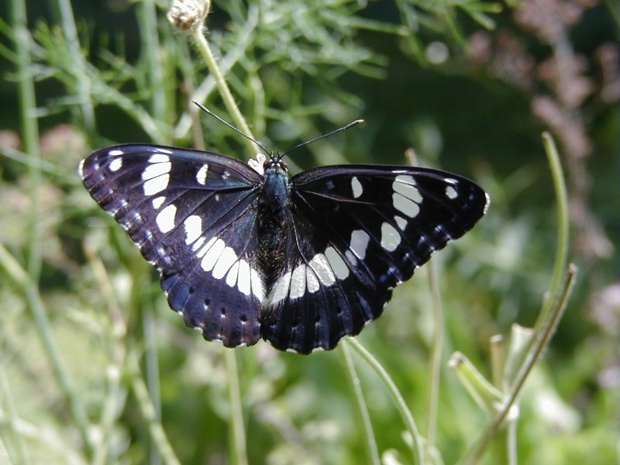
[257,160,293,291]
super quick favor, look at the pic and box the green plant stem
[86,247,127,465]
[10,0,41,283]
[143,307,162,422]
[341,342,381,465]
[129,352,181,465]
[192,27,259,156]
[0,370,30,465]
[138,0,167,126]
[458,132,573,465]
[25,284,94,454]
[536,132,569,332]
[174,6,259,140]
[425,259,442,463]
[0,243,29,288]
[489,335,505,390]
[347,338,424,465]
[224,349,248,465]
[0,409,84,465]
[0,243,93,455]
[188,21,250,465]
[54,0,95,132]
[0,242,93,455]
[458,265,577,465]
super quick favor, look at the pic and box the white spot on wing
[394,215,408,231]
[201,238,225,272]
[393,192,420,218]
[250,268,265,302]
[143,175,170,196]
[380,222,401,252]
[306,267,320,293]
[446,185,458,199]
[142,157,172,195]
[394,174,417,186]
[270,271,291,304]
[109,149,124,156]
[289,264,307,300]
[237,260,251,296]
[212,246,238,279]
[393,175,423,203]
[109,157,123,172]
[196,164,209,185]
[184,215,202,245]
[197,237,216,258]
[351,176,363,198]
[309,253,336,286]
[225,260,240,287]
[142,160,171,180]
[350,230,370,259]
[155,204,177,233]
[325,247,349,279]
[192,236,206,253]
[148,153,170,163]
[152,196,166,210]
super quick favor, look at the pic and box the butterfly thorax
[257,156,292,290]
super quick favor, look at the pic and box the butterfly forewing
[260,165,489,353]
[80,144,265,347]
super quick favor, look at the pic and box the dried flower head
[167,0,210,32]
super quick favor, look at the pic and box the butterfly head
[267,153,288,173]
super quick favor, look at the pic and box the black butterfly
[80,117,488,354]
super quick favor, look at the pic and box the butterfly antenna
[281,119,364,157]
[193,101,271,155]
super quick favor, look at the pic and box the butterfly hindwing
[257,197,387,353]
[260,165,489,353]
[80,144,265,347]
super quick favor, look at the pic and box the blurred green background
[0,0,617,464]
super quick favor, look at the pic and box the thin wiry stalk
[53,0,96,132]
[138,0,167,126]
[187,20,253,465]
[24,284,94,456]
[143,307,163,459]
[425,259,443,463]
[0,370,30,465]
[10,0,41,284]
[128,352,182,465]
[2,0,92,444]
[0,408,84,465]
[536,133,570,332]
[125,253,163,463]
[174,5,260,139]
[347,338,425,465]
[224,350,249,465]
[86,247,128,465]
[192,27,259,156]
[341,341,381,465]
[457,133,574,465]
[0,240,94,456]
[458,265,577,465]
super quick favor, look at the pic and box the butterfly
[80,111,489,354]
